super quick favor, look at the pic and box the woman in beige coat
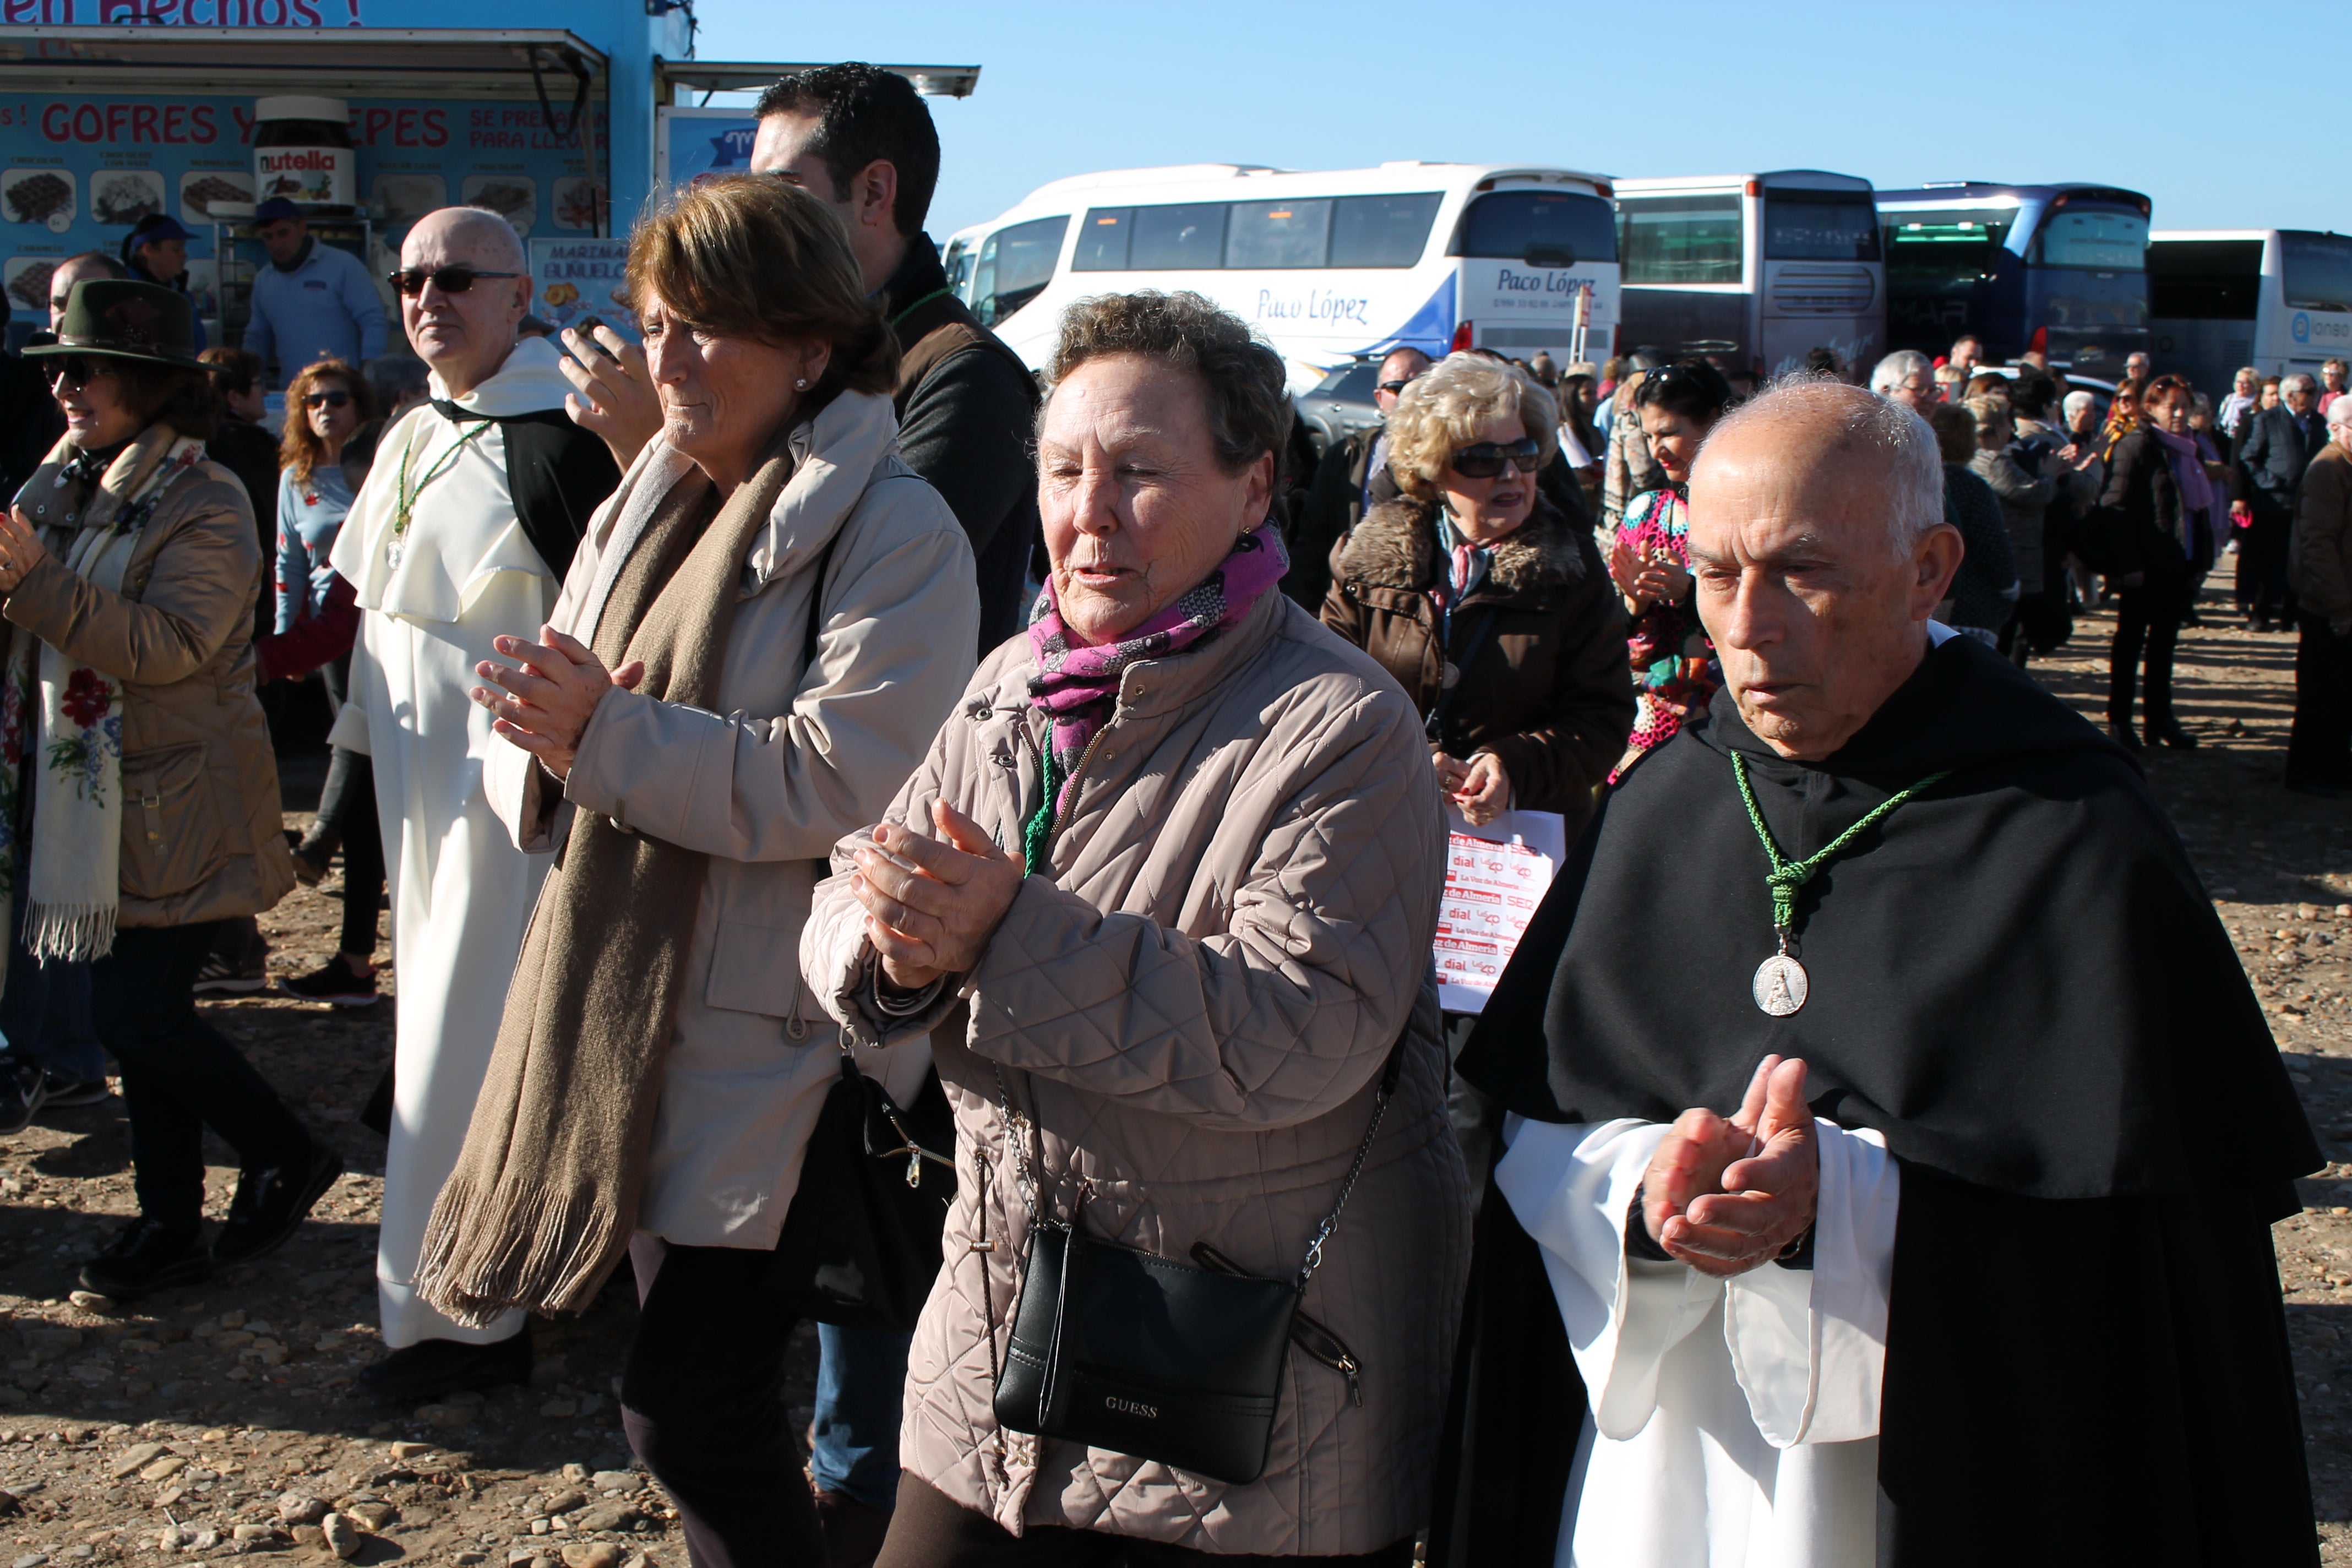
[804,291,1468,1565]
[1,279,316,1302]
[444,177,977,1568]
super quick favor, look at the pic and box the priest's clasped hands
[1640,1054,1820,1278]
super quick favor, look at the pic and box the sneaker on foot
[192,920,269,995]
[79,1216,211,1300]
[213,1141,343,1265]
[279,955,378,1008]
[39,1071,112,1108]
[0,1057,47,1136]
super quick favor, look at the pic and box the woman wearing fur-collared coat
[1320,353,1631,845]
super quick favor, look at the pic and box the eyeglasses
[46,355,118,391]
[1449,438,1542,479]
[303,389,352,410]
[385,266,522,296]
[1378,378,1419,396]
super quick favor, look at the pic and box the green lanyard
[391,421,493,545]
[1731,750,1951,933]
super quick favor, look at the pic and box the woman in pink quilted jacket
[804,290,1471,1565]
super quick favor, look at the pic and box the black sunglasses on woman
[1450,438,1542,478]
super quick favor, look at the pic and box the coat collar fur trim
[1335,494,1585,598]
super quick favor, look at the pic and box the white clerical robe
[1496,1114,1901,1568]
[326,337,579,1348]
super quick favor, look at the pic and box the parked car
[1297,360,1383,458]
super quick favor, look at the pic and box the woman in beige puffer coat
[804,291,1469,1565]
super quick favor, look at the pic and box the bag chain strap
[994,1046,1401,1293]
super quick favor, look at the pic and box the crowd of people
[0,57,2342,1568]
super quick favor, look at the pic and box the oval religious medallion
[1751,954,1809,1017]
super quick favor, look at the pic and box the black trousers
[2289,612,2352,784]
[621,1238,824,1568]
[90,922,312,1229]
[318,748,383,956]
[876,1474,1414,1567]
[2109,572,2192,729]
[2236,514,2293,619]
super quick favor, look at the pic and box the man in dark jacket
[748,61,1036,1565]
[2236,372,2331,630]
[1283,346,1428,609]
[752,65,1038,656]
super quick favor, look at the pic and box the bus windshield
[1618,195,1740,284]
[1452,189,1618,268]
[2283,232,2352,314]
[1885,208,2013,288]
[2032,206,2146,270]
[1764,190,1880,263]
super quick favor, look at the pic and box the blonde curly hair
[1385,352,1558,501]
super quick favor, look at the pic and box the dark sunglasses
[1449,437,1542,479]
[1378,377,1420,396]
[46,355,119,391]
[385,266,522,297]
[303,389,352,410]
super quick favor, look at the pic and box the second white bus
[2148,228,2352,396]
[1612,171,1885,377]
[942,162,1621,390]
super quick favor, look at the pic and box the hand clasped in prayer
[469,625,645,780]
[1640,1054,1819,1277]
[853,799,1026,993]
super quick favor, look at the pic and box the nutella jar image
[253,96,356,210]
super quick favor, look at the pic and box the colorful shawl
[0,429,206,989]
[1021,522,1288,872]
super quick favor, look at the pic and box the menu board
[655,106,760,195]
[1,88,608,330]
[1434,806,1565,1015]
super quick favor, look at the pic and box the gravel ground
[0,591,2339,1561]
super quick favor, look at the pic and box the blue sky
[692,0,2343,242]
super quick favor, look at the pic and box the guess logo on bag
[1104,1395,1159,1420]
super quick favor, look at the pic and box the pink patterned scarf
[1025,521,1288,827]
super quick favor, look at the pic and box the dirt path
[0,591,2339,1561]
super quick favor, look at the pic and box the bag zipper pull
[906,1147,923,1189]
[1340,1354,1363,1408]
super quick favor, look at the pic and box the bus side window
[975,215,1070,326]
[1074,208,1133,271]
[1131,203,1227,271]
[1618,195,1741,285]
[1330,193,1442,268]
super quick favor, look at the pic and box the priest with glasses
[1435,375,2321,1566]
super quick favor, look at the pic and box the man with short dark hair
[243,197,388,387]
[749,63,1037,1564]
[1282,345,1429,608]
[1947,334,1983,377]
[753,64,1038,657]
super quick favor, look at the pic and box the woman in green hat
[1,278,340,1300]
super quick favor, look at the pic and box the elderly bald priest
[1435,377,2320,1567]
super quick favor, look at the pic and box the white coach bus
[945,162,1621,390]
[2148,228,2352,396]
[1612,170,1884,377]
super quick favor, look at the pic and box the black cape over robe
[1435,635,2322,1567]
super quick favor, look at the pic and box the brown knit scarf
[413,435,797,1326]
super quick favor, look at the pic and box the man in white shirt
[327,207,614,1404]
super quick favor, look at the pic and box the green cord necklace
[1729,749,1951,1016]
[386,420,493,569]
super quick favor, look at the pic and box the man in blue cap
[244,197,387,388]
[121,213,207,353]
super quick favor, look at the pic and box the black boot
[356,1330,532,1404]
[2108,718,2144,753]
[213,1141,344,1265]
[79,1216,212,1300]
[2148,715,2199,750]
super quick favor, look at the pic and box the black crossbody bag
[989,1047,1400,1486]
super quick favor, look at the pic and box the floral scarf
[0,430,206,984]
[1021,521,1289,871]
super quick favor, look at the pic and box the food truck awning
[654,58,979,104]
[0,26,607,100]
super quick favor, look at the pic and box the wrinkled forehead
[402,213,523,272]
[1686,422,1898,556]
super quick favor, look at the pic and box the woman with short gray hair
[805,290,1466,1565]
